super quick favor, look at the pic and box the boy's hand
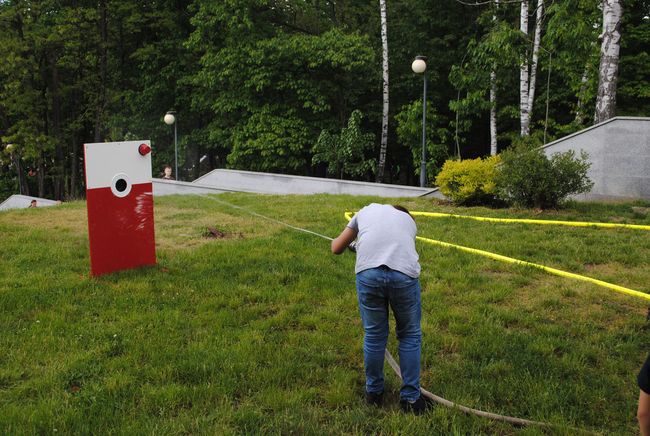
[348,241,357,253]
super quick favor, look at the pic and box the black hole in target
[115,179,128,192]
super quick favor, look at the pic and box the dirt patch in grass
[154,204,280,251]
[584,262,629,275]
[480,268,515,280]
[203,227,243,239]
[631,206,649,216]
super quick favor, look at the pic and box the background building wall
[541,117,650,201]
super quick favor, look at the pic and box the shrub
[395,100,449,183]
[312,110,376,179]
[496,143,593,209]
[435,156,501,205]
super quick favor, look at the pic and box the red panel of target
[83,140,156,276]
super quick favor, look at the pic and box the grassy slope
[1,194,649,435]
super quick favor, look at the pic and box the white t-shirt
[347,203,420,278]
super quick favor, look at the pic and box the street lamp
[5,143,24,194]
[164,111,178,181]
[411,56,427,187]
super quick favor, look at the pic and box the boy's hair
[392,205,414,220]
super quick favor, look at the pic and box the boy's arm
[331,227,357,255]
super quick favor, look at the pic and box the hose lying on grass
[384,349,552,428]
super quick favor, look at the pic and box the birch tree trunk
[489,0,498,155]
[519,0,530,136]
[525,0,544,135]
[490,71,497,155]
[376,0,389,182]
[595,0,622,124]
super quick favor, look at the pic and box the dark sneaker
[365,390,384,406]
[400,395,435,415]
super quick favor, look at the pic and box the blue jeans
[356,266,422,402]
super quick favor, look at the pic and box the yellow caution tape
[416,235,650,301]
[344,211,650,302]
[410,211,650,231]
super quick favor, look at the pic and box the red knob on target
[138,144,151,156]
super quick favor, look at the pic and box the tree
[617,0,650,117]
[395,99,448,183]
[519,0,530,136]
[0,0,645,202]
[450,4,520,157]
[376,0,390,182]
[525,0,545,137]
[543,0,600,129]
[187,1,377,175]
[0,1,62,198]
[490,0,500,155]
[0,0,198,200]
[312,110,376,179]
[595,0,623,123]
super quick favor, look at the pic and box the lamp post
[411,56,427,187]
[5,143,24,194]
[163,111,178,180]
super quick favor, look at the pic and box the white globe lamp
[411,57,427,74]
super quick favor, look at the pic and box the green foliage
[0,1,59,181]
[543,0,600,127]
[312,110,375,179]
[395,100,448,183]
[0,159,16,202]
[435,156,500,205]
[228,110,310,173]
[187,6,378,175]
[0,0,199,196]
[0,0,647,195]
[449,4,523,150]
[618,0,650,116]
[496,143,594,209]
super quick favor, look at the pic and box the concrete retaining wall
[193,169,444,198]
[0,195,60,212]
[153,179,237,196]
[541,117,650,201]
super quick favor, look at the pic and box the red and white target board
[84,140,156,276]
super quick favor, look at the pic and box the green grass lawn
[1,194,649,434]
